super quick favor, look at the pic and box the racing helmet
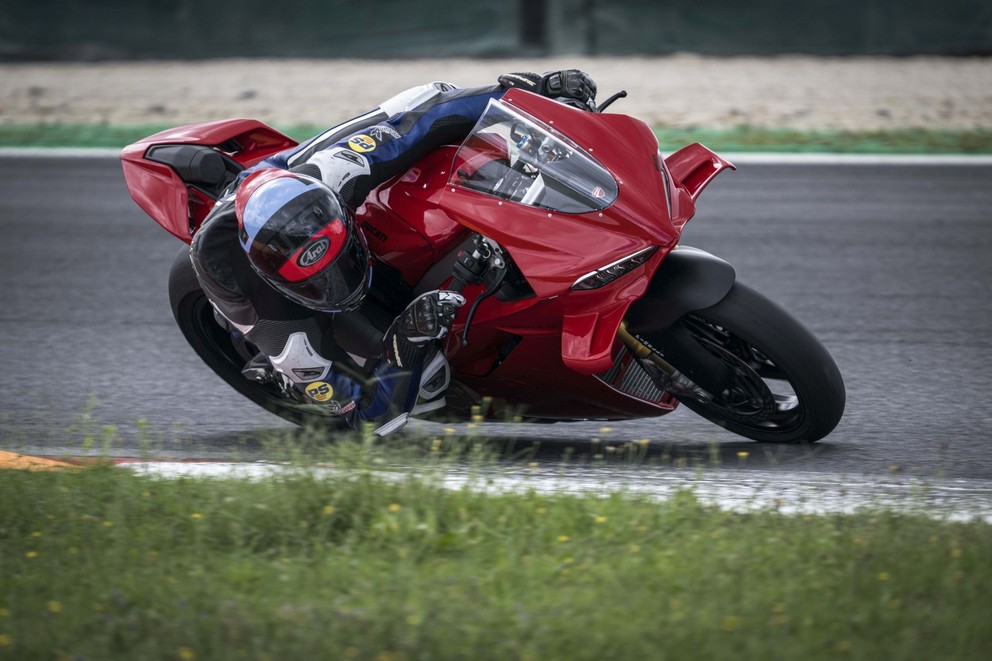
[234,168,371,312]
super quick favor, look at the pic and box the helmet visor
[247,187,344,276]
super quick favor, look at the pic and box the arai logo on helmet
[298,237,330,267]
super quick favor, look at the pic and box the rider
[189,70,597,434]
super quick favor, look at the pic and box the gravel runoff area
[2,55,991,132]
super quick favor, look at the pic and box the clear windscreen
[450,100,618,214]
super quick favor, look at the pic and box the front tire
[644,282,845,443]
[168,248,349,429]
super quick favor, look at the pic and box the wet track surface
[2,154,992,491]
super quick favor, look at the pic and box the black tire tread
[660,282,845,443]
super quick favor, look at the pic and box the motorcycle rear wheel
[168,248,350,430]
[646,282,845,443]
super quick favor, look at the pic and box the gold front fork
[616,322,678,375]
[616,322,713,403]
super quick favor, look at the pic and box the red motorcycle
[121,89,844,442]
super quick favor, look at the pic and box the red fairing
[367,91,678,376]
[121,119,297,242]
[445,91,679,299]
[355,149,472,285]
[359,91,686,375]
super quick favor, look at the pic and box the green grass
[3,123,992,154]
[1,434,990,660]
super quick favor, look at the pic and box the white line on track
[0,147,124,158]
[725,152,992,166]
[2,147,992,166]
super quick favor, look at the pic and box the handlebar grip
[449,248,485,293]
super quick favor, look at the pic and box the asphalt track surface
[2,153,992,490]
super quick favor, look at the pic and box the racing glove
[382,290,466,369]
[363,291,465,436]
[498,69,598,111]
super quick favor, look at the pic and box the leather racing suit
[188,71,596,434]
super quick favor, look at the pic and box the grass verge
[1,435,990,660]
[2,123,992,154]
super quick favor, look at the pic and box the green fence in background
[548,0,992,56]
[0,0,519,59]
[2,0,990,60]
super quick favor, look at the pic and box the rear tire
[643,282,845,443]
[168,248,349,430]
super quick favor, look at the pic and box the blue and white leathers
[248,82,504,208]
[195,80,511,434]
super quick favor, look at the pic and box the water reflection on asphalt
[130,460,992,524]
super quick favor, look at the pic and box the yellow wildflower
[47,601,62,614]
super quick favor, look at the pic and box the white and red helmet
[235,169,371,312]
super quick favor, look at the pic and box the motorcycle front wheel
[168,248,350,430]
[644,282,845,443]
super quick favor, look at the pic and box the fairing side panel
[453,330,676,420]
[356,148,471,285]
[665,142,736,202]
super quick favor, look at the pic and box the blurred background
[2,0,991,147]
[2,0,990,60]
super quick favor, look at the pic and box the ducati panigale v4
[121,89,845,442]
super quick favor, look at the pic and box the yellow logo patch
[348,134,377,153]
[305,382,334,402]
